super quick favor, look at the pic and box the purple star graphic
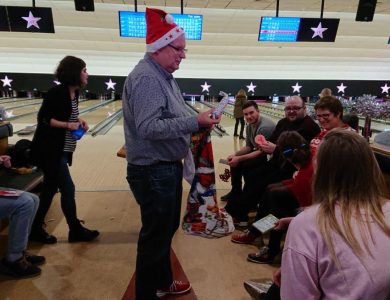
[311,22,328,39]
[22,11,41,29]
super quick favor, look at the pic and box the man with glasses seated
[224,96,320,226]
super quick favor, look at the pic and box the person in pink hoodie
[281,129,390,300]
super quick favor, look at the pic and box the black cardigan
[31,84,78,170]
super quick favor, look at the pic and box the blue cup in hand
[71,126,86,140]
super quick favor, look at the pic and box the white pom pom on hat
[145,7,185,53]
[165,14,174,24]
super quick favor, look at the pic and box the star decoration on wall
[1,76,13,87]
[246,82,257,93]
[291,82,302,93]
[336,83,347,93]
[53,80,61,85]
[381,83,390,94]
[22,11,41,29]
[105,78,117,90]
[201,81,211,92]
[311,22,328,39]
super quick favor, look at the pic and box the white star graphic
[336,83,347,93]
[5,110,14,118]
[22,11,41,29]
[53,80,61,85]
[311,22,328,39]
[291,82,302,93]
[201,81,211,92]
[1,76,13,87]
[380,83,390,94]
[105,78,117,90]
[246,82,257,93]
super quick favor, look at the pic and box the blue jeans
[127,161,183,300]
[33,153,78,229]
[0,192,39,261]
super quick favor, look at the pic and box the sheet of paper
[252,214,279,234]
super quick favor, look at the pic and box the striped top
[63,98,78,152]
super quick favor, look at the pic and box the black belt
[129,161,181,167]
[155,160,181,165]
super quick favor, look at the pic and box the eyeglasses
[284,106,304,112]
[315,113,331,120]
[167,44,188,54]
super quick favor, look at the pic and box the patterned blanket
[182,129,234,238]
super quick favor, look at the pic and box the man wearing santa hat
[122,7,220,299]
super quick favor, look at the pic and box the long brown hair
[314,129,390,268]
[236,89,247,98]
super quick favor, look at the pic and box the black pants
[265,283,281,300]
[225,159,294,221]
[33,153,79,230]
[224,155,268,218]
[251,182,299,256]
[234,117,245,136]
[127,161,183,300]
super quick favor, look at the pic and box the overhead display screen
[258,17,301,42]
[119,11,203,40]
[259,17,340,42]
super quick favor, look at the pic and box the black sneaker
[0,257,41,278]
[29,227,57,244]
[247,247,275,264]
[68,222,99,243]
[24,252,46,266]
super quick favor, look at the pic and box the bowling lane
[0,98,42,109]
[5,104,40,119]
[8,100,108,132]
[80,100,122,127]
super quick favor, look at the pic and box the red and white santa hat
[146,7,185,53]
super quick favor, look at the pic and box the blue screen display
[258,17,301,42]
[119,11,202,40]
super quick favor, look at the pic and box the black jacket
[31,84,77,171]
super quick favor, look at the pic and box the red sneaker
[156,280,191,297]
[231,229,259,244]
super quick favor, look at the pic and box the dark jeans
[265,283,281,300]
[225,158,294,221]
[127,161,183,300]
[234,117,245,136]
[33,152,78,229]
[250,183,299,256]
[226,155,267,200]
